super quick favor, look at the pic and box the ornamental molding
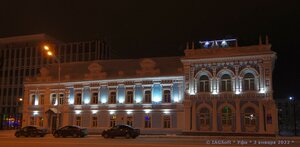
[136,58,160,76]
[85,62,107,80]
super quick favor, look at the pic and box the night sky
[0,0,299,100]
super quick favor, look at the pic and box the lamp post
[43,45,61,130]
[289,96,296,136]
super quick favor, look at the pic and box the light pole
[43,45,61,131]
[289,96,296,136]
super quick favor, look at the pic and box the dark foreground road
[0,131,299,147]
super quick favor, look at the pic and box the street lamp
[43,45,61,131]
[289,96,297,136]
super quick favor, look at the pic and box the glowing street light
[43,45,49,50]
[42,44,61,130]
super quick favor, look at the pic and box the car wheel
[125,133,131,139]
[103,133,109,138]
[15,133,21,137]
[40,134,45,137]
[54,133,59,138]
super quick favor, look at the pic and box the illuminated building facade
[0,34,110,129]
[22,38,278,135]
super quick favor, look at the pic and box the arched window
[199,108,210,126]
[221,106,232,126]
[221,74,232,92]
[244,107,256,127]
[243,73,255,91]
[199,75,210,92]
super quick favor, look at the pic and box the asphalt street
[0,130,299,147]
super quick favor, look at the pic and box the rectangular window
[144,115,151,128]
[110,115,116,127]
[163,90,171,103]
[51,94,57,105]
[76,116,81,126]
[39,117,44,127]
[127,116,133,126]
[31,95,35,105]
[92,92,98,104]
[92,116,97,127]
[40,95,44,105]
[59,94,64,105]
[75,93,82,105]
[144,90,151,103]
[126,91,133,104]
[163,115,171,128]
[30,117,35,125]
[109,91,116,104]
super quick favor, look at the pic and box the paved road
[1,130,299,147]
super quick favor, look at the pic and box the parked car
[15,126,48,137]
[53,125,88,138]
[102,124,140,139]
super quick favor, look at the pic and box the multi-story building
[0,34,110,129]
[22,38,278,135]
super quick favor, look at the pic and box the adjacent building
[22,38,278,135]
[0,34,110,129]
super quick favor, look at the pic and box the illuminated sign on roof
[199,39,237,48]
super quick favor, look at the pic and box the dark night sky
[0,0,299,100]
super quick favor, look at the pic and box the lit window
[39,117,44,127]
[244,107,256,127]
[144,90,151,103]
[110,115,116,127]
[221,106,232,126]
[144,115,151,128]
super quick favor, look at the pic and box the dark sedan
[102,124,140,139]
[53,125,88,138]
[15,126,48,137]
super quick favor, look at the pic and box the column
[258,100,265,133]
[235,99,241,132]
[184,100,191,131]
[212,99,217,132]
[192,103,197,131]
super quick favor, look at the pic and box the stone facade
[22,41,278,135]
